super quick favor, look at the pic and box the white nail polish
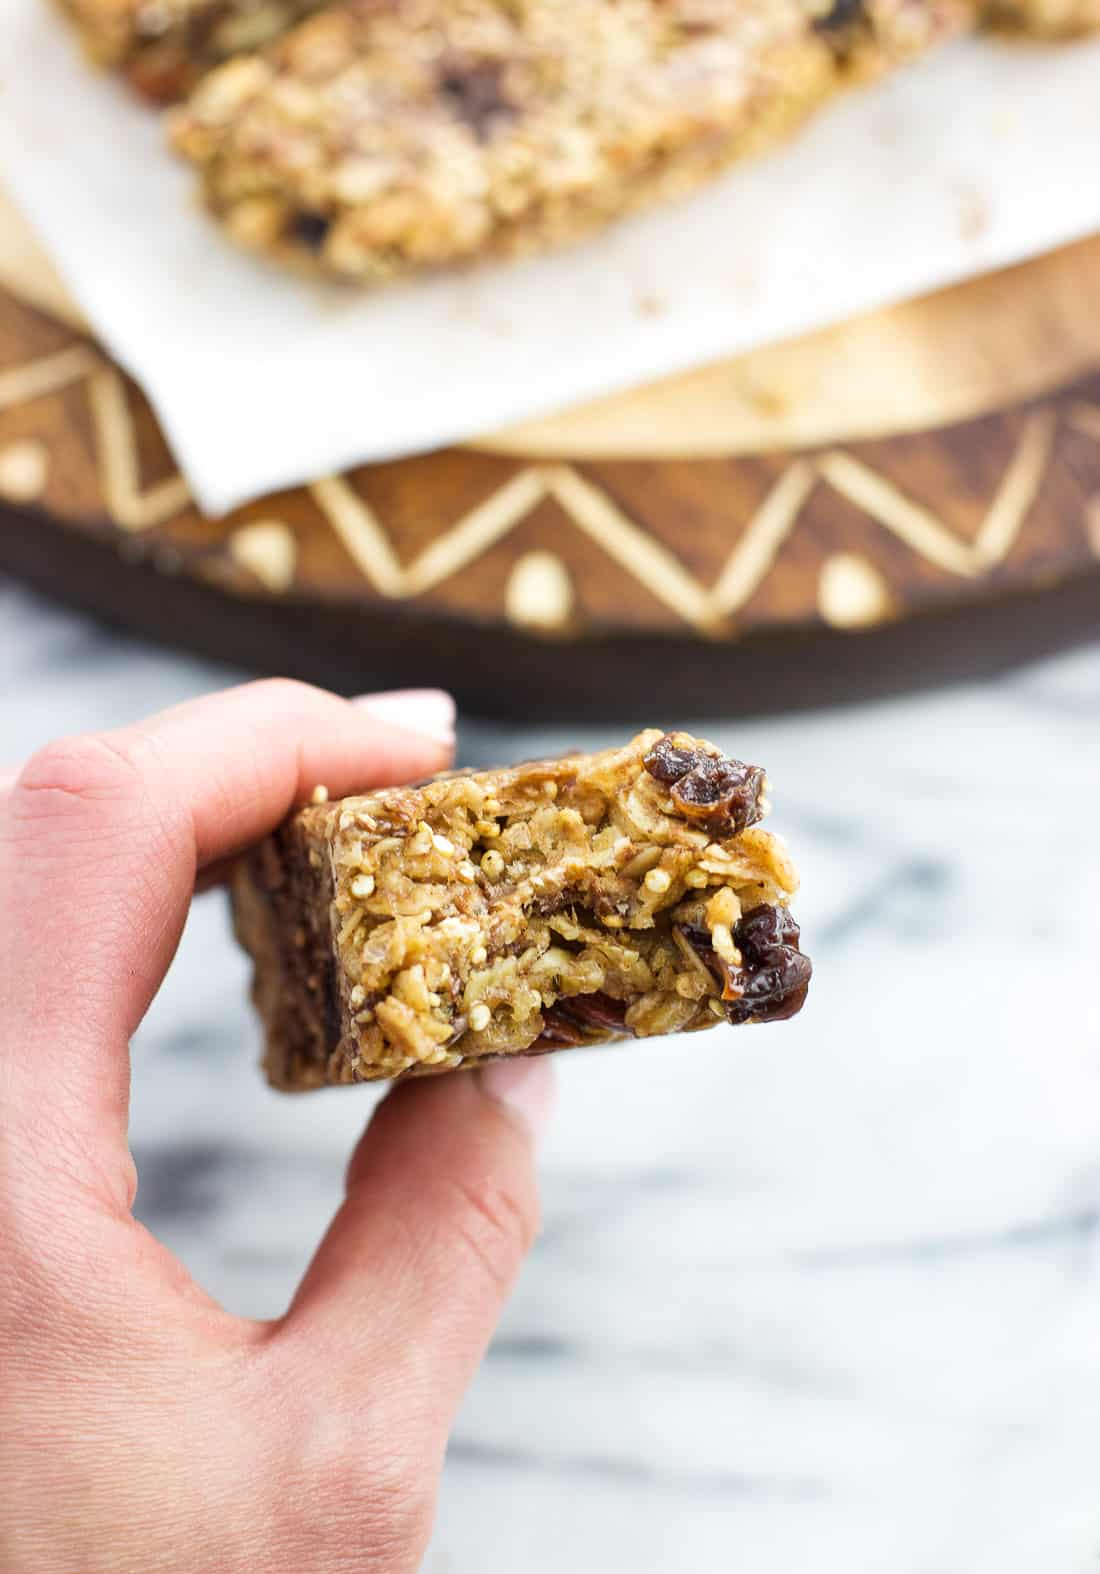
[353,689,456,747]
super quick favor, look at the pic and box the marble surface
[2,577,1100,1572]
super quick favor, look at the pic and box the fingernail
[479,1058,556,1147]
[353,689,456,748]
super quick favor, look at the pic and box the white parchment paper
[2,2,1100,515]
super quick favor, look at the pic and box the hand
[0,680,554,1574]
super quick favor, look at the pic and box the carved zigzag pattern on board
[0,336,1095,634]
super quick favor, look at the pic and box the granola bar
[169,0,966,283]
[232,730,812,1090]
[56,0,321,101]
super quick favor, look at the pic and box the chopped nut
[644,867,672,894]
[685,869,709,889]
[706,886,741,928]
[623,845,662,879]
[711,923,737,964]
[432,833,456,857]
[457,860,478,882]
[470,944,488,965]
[350,873,376,899]
[409,822,434,855]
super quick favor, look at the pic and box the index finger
[0,679,453,1192]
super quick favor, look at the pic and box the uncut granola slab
[232,730,811,1090]
[56,0,321,101]
[170,0,966,283]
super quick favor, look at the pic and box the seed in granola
[644,867,671,894]
[457,860,478,882]
[470,944,488,965]
[711,923,737,964]
[350,873,375,899]
[432,833,456,856]
[480,849,505,879]
[469,1002,492,1031]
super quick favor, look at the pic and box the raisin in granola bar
[56,0,321,101]
[232,730,811,1090]
[169,0,966,283]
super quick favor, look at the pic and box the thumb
[280,1060,554,1444]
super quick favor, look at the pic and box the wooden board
[1,196,1099,717]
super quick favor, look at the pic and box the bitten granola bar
[169,0,966,283]
[56,0,321,101]
[232,730,811,1090]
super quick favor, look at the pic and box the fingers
[0,681,454,1191]
[281,1060,554,1449]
